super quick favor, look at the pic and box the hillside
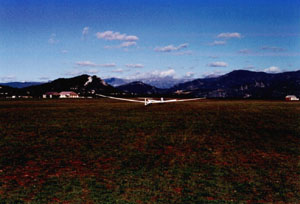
[171,70,300,99]
[117,81,165,95]
[22,75,120,97]
[0,85,19,97]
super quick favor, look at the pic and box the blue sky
[1,0,300,82]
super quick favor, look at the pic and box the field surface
[0,99,300,203]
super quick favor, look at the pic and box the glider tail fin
[145,98,151,106]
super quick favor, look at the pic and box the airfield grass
[0,99,300,203]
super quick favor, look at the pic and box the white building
[59,91,79,98]
[285,95,299,101]
[43,92,60,98]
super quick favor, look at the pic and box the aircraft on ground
[96,94,205,106]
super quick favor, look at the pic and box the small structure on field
[285,95,299,101]
[43,91,79,98]
[59,91,79,98]
[43,92,60,99]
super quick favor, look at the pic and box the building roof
[59,91,78,95]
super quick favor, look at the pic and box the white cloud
[65,69,83,76]
[185,72,195,78]
[75,61,116,67]
[61,50,68,54]
[238,49,251,54]
[86,69,99,74]
[65,69,99,76]
[96,31,138,41]
[120,41,137,48]
[39,77,50,81]
[128,69,176,80]
[264,66,281,73]
[103,45,114,49]
[207,61,228,67]
[103,41,137,49]
[217,32,241,39]
[261,46,285,52]
[48,39,56,44]
[101,63,116,67]
[82,27,89,36]
[210,40,226,46]
[126,64,144,68]
[154,43,188,52]
[0,75,16,82]
[112,69,124,73]
[208,56,219,59]
[173,50,193,56]
[155,69,176,77]
[124,35,139,41]
[76,61,97,67]
[48,33,58,44]
[202,70,225,78]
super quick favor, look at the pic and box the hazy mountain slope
[0,82,45,88]
[117,81,165,95]
[171,70,300,98]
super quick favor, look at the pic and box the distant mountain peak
[117,81,163,95]
[128,81,148,86]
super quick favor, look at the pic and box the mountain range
[0,75,120,97]
[0,82,45,88]
[170,70,300,99]
[1,70,300,99]
[104,77,188,89]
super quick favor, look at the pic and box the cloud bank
[217,32,241,39]
[96,31,138,41]
[155,43,188,52]
[264,66,281,73]
[210,40,226,46]
[207,61,228,67]
[76,61,116,67]
[120,41,137,48]
[261,46,285,52]
[126,64,144,68]
[128,69,176,80]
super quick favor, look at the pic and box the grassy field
[0,99,300,203]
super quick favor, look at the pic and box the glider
[96,94,205,106]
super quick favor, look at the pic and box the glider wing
[96,94,145,103]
